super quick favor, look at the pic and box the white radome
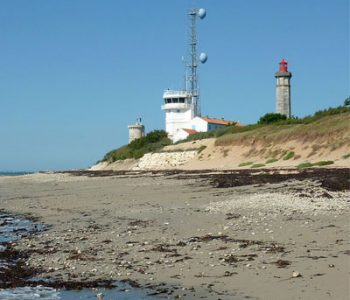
[198,8,206,19]
[199,52,208,63]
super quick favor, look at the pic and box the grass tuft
[297,162,313,169]
[238,161,254,167]
[313,160,334,166]
[297,161,334,169]
[197,145,207,153]
[250,163,266,168]
[283,151,295,160]
[342,153,350,159]
[266,158,278,164]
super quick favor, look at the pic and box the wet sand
[0,169,349,299]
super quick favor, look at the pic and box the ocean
[0,172,34,176]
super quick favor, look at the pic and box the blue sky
[0,0,348,171]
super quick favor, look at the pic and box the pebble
[292,271,301,278]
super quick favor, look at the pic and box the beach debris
[225,213,241,220]
[221,254,239,264]
[273,259,291,268]
[292,271,302,278]
[224,271,237,277]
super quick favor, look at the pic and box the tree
[344,97,350,107]
[257,113,287,125]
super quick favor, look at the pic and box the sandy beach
[0,169,349,299]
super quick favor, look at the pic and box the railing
[163,90,190,97]
[161,103,192,110]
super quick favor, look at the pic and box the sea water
[0,172,34,177]
[0,214,166,300]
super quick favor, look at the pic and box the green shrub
[297,162,313,169]
[258,113,287,125]
[342,153,350,159]
[313,160,334,166]
[238,161,253,167]
[266,158,278,164]
[283,151,295,160]
[250,163,265,168]
[297,161,334,169]
[102,130,171,162]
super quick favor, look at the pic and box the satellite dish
[197,8,206,19]
[199,52,208,63]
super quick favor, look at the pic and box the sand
[0,171,349,299]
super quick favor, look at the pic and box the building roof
[200,117,237,126]
[182,128,198,135]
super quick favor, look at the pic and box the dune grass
[342,153,350,159]
[238,161,254,167]
[297,161,334,169]
[250,163,266,168]
[283,151,295,160]
[215,111,350,148]
[266,158,278,164]
[313,160,334,166]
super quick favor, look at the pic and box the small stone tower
[128,118,145,144]
[275,59,292,118]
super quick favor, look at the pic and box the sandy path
[0,172,349,299]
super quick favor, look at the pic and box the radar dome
[197,8,206,19]
[199,52,208,63]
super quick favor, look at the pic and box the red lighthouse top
[279,59,288,72]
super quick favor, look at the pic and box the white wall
[190,117,208,132]
[165,108,193,140]
[173,129,190,143]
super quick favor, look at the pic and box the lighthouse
[275,59,292,118]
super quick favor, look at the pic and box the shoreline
[0,168,349,299]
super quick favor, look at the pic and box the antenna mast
[186,8,207,117]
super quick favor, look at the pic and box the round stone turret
[275,59,292,118]
[128,118,145,143]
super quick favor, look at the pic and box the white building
[161,89,197,141]
[171,116,238,143]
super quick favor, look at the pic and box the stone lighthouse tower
[275,59,292,118]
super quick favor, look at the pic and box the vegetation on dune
[266,158,278,164]
[297,162,314,169]
[258,113,287,125]
[297,161,334,169]
[342,153,350,159]
[197,145,207,153]
[179,104,350,144]
[250,163,266,168]
[344,97,350,107]
[102,130,171,162]
[101,103,349,164]
[313,160,334,166]
[283,151,295,160]
[215,108,350,147]
[238,161,254,167]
